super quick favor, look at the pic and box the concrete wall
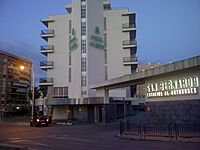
[145,68,200,123]
[48,14,69,88]
[147,99,200,124]
[104,9,132,97]
[145,68,200,102]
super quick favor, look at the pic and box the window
[69,51,71,65]
[81,39,86,54]
[81,5,86,18]
[104,49,107,64]
[105,66,108,80]
[81,90,87,95]
[69,20,72,34]
[104,17,107,31]
[81,22,86,36]
[104,33,107,48]
[54,87,68,98]
[81,57,86,72]
[81,75,87,86]
[69,68,71,82]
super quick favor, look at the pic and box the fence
[120,121,200,140]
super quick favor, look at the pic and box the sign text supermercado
[146,76,199,98]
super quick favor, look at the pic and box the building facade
[40,0,137,122]
[0,50,32,116]
[92,56,200,124]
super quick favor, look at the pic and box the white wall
[104,9,132,97]
[87,0,105,97]
[47,14,69,87]
[69,0,82,99]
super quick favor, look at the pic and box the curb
[116,134,200,143]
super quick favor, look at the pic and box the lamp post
[31,69,35,120]
[19,65,35,120]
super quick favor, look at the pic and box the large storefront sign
[89,26,105,49]
[146,76,199,98]
[69,28,78,51]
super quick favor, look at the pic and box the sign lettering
[146,76,199,98]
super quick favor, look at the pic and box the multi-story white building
[40,0,137,123]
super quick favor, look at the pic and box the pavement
[0,143,29,150]
[117,133,200,143]
[0,117,200,150]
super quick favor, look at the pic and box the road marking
[55,136,92,142]
[7,137,22,140]
[6,138,50,147]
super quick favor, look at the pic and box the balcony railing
[39,77,53,85]
[41,29,54,35]
[123,39,137,46]
[122,23,136,29]
[40,61,53,67]
[123,56,138,64]
[40,45,54,56]
[40,45,54,50]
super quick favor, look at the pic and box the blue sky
[0,0,200,79]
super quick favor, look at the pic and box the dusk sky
[0,0,200,80]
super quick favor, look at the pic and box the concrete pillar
[96,88,109,104]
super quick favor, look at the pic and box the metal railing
[122,23,136,29]
[40,45,54,51]
[39,77,53,84]
[120,121,200,140]
[123,56,137,63]
[123,39,137,46]
[41,29,54,35]
[40,61,53,67]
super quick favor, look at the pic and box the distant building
[40,0,137,122]
[0,50,32,116]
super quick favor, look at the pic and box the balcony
[41,29,54,41]
[123,56,138,65]
[122,23,136,32]
[40,61,53,71]
[40,45,54,56]
[65,3,72,13]
[39,77,53,86]
[41,19,54,27]
[123,39,137,49]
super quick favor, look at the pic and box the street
[0,121,200,150]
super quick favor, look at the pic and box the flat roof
[90,55,200,89]
[0,49,32,64]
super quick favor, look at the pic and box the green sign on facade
[90,26,105,49]
[70,28,78,51]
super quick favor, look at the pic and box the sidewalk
[0,116,30,126]
[117,133,200,143]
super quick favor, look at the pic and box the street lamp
[19,65,35,120]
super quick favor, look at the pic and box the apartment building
[40,0,137,122]
[0,50,32,116]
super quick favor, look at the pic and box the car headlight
[36,119,40,122]
[46,119,49,122]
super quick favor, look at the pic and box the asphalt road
[0,121,200,150]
